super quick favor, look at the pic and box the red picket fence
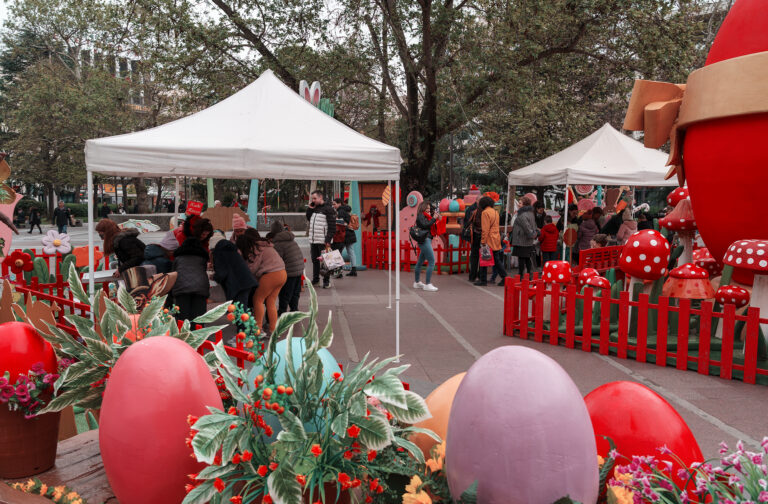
[1,247,110,279]
[12,275,252,368]
[576,245,624,274]
[361,231,471,274]
[502,274,768,384]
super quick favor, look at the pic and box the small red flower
[352,478,361,488]
[365,497,373,503]
[347,424,361,438]
[296,474,307,486]
[186,415,198,426]
[269,462,278,471]
[310,444,322,457]
[338,472,351,490]
[343,450,354,460]
[229,497,243,504]
[228,406,238,415]
[241,450,253,462]
[263,495,273,504]
[214,453,222,465]
[264,425,273,437]
[367,450,377,462]
[376,484,384,493]
[257,465,268,477]
[232,453,241,464]
[332,372,342,381]
[214,478,225,493]
[369,479,380,492]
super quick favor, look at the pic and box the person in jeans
[332,198,358,277]
[413,201,439,292]
[268,221,305,315]
[305,190,336,288]
[475,196,507,286]
[52,201,72,233]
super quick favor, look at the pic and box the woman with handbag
[475,196,508,286]
[412,201,440,292]
[511,196,538,276]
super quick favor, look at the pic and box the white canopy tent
[506,123,677,258]
[84,70,404,354]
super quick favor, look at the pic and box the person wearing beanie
[230,213,248,243]
[616,208,638,245]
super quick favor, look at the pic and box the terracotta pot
[254,483,350,504]
[0,406,61,478]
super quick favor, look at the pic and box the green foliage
[184,281,434,504]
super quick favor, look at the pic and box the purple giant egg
[446,346,598,503]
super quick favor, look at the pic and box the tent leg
[247,179,259,226]
[562,184,569,261]
[387,180,392,309]
[87,171,95,304]
[395,180,401,362]
[175,177,180,216]
[206,178,214,207]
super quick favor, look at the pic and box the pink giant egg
[99,336,223,503]
[585,381,703,487]
[439,198,451,212]
[684,0,768,267]
[0,322,57,381]
[412,372,465,458]
[446,347,598,503]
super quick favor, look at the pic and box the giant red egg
[99,336,223,503]
[584,381,702,486]
[684,0,768,269]
[0,322,57,381]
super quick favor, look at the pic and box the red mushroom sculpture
[692,248,723,277]
[714,285,750,308]
[659,198,697,265]
[619,230,671,292]
[723,239,768,339]
[662,263,715,299]
[542,260,572,323]
[666,187,689,207]
[585,275,610,290]
[578,268,599,290]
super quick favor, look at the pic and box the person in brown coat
[475,196,507,286]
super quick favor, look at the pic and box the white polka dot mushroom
[659,198,697,265]
[578,268,599,290]
[619,229,671,295]
[714,285,750,309]
[542,260,572,323]
[723,239,768,339]
[662,263,715,299]
[585,275,610,290]
[666,186,689,207]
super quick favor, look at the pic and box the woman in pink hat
[230,213,248,243]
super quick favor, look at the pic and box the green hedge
[15,198,46,216]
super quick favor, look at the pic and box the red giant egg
[99,336,223,503]
[0,322,57,381]
[585,381,702,486]
[684,0,768,270]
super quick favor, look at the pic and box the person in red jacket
[540,215,559,264]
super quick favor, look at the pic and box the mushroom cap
[692,248,712,261]
[669,263,709,279]
[578,268,599,288]
[662,264,715,298]
[695,257,723,278]
[585,275,610,289]
[666,187,689,207]
[722,239,768,271]
[714,285,750,308]
[542,260,572,284]
[659,198,697,232]
[619,230,670,280]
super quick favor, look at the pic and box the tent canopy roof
[507,123,676,187]
[85,70,402,181]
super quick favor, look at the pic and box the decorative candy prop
[574,185,594,196]
[584,381,703,489]
[3,249,34,275]
[400,191,424,260]
[99,337,223,504]
[448,200,460,212]
[411,372,465,458]
[446,347,598,504]
[439,198,451,212]
[72,246,104,268]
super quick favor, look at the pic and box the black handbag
[409,226,429,244]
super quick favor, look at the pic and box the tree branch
[364,14,408,118]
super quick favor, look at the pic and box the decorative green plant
[37,263,228,413]
[184,282,436,504]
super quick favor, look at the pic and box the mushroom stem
[751,275,768,349]
[679,231,694,265]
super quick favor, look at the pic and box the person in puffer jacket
[96,219,146,273]
[172,237,210,322]
[305,190,336,288]
[268,221,305,315]
[143,244,172,274]
[213,239,258,310]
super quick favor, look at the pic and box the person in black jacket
[212,239,258,310]
[28,207,42,234]
[332,198,359,277]
[95,219,146,273]
[52,201,72,233]
[463,201,481,282]
[268,221,305,314]
[172,237,210,322]
[413,201,439,292]
[305,191,336,288]
[99,202,112,219]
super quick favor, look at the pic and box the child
[540,215,559,264]
[590,233,608,249]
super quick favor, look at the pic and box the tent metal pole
[395,180,401,362]
[87,171,95,302]
[562,183,568,261]
[387,180,392,309]
[174,177,180,216]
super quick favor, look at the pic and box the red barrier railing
[361,231,471,274]
[1,247,109,280]
[576,245,624,274]
[502,274,768,384]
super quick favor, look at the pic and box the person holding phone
[413,201,440,292]
[305,190,336,288]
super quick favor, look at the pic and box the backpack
[348,214,360,231]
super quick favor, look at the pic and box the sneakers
[422,283,438,292]
[473,280,488,286]
[497,279,507,286]
[413,281,425,289]
[346,269,357,277]
[323,280,331,289]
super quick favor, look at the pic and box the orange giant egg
[99,336,223,503]
[411,372,465,458]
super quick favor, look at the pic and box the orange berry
[285,387,293,395]
[247,353,256,362]
[276,385,285,395]
[236,331,246,340]
[256,374,264,383]
[240,313,249,322]
[271,403,280,411]
[246,341,254,349]
[263,388,273,398]
[227,304,236,312]
[226,313,235,321]
[163,308,169,314]
[277,406,285,414]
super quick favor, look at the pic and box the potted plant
[183,283,437,504]
[37,264,231,415]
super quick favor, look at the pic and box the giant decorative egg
[439,198,451,213]
[99,336,223,504]
[448,200,460,212]
[584,381,702,487]
[684,0,768,269]
[446,347,598,503]
[0,322,57,381]
[412,372,465,458]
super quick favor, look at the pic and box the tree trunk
[133,177,149,213]
[46,184,55,217]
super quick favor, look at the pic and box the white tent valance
[85,70,402,181]
[507,123,677,187]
